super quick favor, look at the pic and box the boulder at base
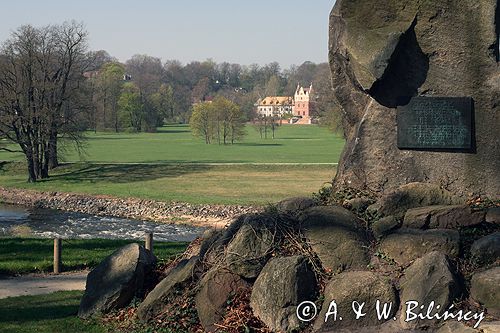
[479,321,500,333]
[225,223,274,279]
[435,321,478,333]
[372,215,400,240]
[137,256,199,321]
[250,256,317,332]
[379,229,459,266]
[367,183,462,218]
[313,271,398,331]
[399,252,461,329]
[299,206,369,272]
[470,267,500,315]
[276,197,317,215]
[78,243,155,318]
[470,232,500,266]
[195,269,250,332]
[486,207,500,224]
[403,205,484,229]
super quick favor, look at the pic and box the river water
[0,203,205,242]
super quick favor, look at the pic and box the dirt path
[0,271,88,299]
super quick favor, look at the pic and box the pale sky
[0,0,337,68]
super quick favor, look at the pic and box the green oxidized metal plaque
[397,97,474,151]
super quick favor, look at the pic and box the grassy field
[0,124,344,164]
[0,291,105,333]
[0,162,335,205]
[0,238,187,275]
[0,124,342,205]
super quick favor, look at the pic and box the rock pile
[79,182,499,332]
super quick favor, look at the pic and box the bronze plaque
[397,97,474,151]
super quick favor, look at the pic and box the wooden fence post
[54,238,62,274]
[145,232,153,254]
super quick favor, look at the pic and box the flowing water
[0,203,205,242]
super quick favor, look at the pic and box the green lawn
[0,124,342,205]
[0,291,105,333]
[0,124,344,164]
[0,162,336,205]
[0,238,187,275]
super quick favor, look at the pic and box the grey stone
[195,269,250,332]
[276,197,317,215]
[313,271,398,331]
[250,256,317,332]
[329,0,500,199]
[185,228,221,260]
[403,205,485,229]
[486,207,500,224]
[379,229,459,266]
[225,223,274,279]
[346,197,374,212]
[372,215,400,239]
[435,321,478,333]
[470,267,500,315]
[299,206,369,272]
[480,321,500,333]
[470,232,500,266]
[203,213,277,265]
[137,256,199,322]
[78,243,155,318]
[399,252,461,329]
[367,183,462,218]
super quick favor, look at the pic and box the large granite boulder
[367,183,462,218]
[470,267,500,315]
[78,243,155,318]
[480,321,500,333]
[399,252,461,329]
[486,207,500,225]
[195,269,250,332]
[436,322,478,333]
[470,232,500,266]
[379,229,460,266]
[225,223,274,279]
[137,256,200,322]
[371,215,400,239]
[403,205,485,229]
[250,256,317,332]
[276,197,317,215]
[313,271,398,331]
[299,206,370,272]
[329,0,500,199]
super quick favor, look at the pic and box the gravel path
[0,271,88,299]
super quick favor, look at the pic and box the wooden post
[145,232,153,254]
[53,238,61,274]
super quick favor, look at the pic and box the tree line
[0,22,341,182]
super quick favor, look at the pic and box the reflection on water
[0,203,204,242]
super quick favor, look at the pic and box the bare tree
[0,22,89,182]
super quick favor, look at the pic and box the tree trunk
[26,153,37,183]
[48,127,58,169]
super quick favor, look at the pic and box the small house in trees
[255,83,314,124]
[256,96,294,117]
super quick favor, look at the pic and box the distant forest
[86,51,341,132]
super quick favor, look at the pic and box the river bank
[0,187,261,228]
